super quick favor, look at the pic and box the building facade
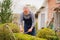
[48,0,60,31]
[37,0,48,29]
[37,0,60,30]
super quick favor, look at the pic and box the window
[56,0,60,4]
[41,13,45,27]
[54,13,60,31]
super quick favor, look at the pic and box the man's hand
[28,28,33,32]
[20,25,24,33]
[20,28,24,32]
[20,29,24,32]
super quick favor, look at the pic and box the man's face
[23,7,29,15]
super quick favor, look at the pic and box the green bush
[57,32,60,40]
[7,23,20,33]
[14,33,47,40]
[0,24,16,40]
[37,28,58,40]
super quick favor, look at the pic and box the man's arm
[19,13,24,32]
[31,13,36,29]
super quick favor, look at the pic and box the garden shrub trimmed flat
[0,24,16,40]
[57,32,60,40]
[14,33,47,40]
[0,23,47,40]
[0,23,59,40]
[7,23,20,33]
[0,23,20,33]
[37,28,59,40]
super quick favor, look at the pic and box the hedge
[0,24,16,40]
[14,33,47,40]
[37,28,59,40]
[7,23,20,33]
[0,23,47,40]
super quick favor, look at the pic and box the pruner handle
[24,32,28,34]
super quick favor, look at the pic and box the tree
[0,0,12,23]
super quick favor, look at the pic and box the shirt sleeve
[19,13,23,25]
[31,13,36,27]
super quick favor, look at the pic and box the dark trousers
[24,24,36,36]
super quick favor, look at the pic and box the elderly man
[20,6,36,36]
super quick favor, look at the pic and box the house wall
[38,0,48,30]
[48,0,60,22]
[48,0,60,30]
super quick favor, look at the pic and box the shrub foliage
[37,28,59,40]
